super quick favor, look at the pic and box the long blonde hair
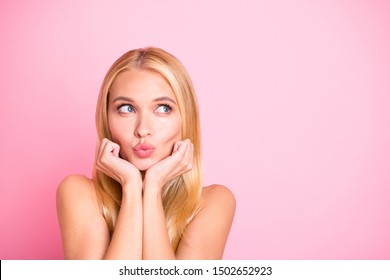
[94,47,202,251]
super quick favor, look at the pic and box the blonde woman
[56,47,235,259]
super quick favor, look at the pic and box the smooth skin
[56,70,235,259]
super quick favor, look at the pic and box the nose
[134,113,152,138]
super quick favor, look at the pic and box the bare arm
[56,177,235,259]
[141,140,235,259]
[57,139,235,259]
[95,138,144,259]
[141,140,193,259]
[57,175,143,259]
[103,182,143,259]
[57,139,144,259]
[142,182,176,259]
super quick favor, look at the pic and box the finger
[171,140,192,171]
[101,139,120,157]
[96,138,105,166]
[171,140,189,161]
[107,140,120,158]
[172,141,180,153]
[175,139,191,153]
[98,138,109,158]
[96,142,127,182]
[97,139,118,168]
[173,139,189,152]
[183,141,194,167]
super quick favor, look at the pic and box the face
[108,69,182,171]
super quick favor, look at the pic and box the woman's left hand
[144,139,194,191]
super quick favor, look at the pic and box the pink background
[1,0,389,259]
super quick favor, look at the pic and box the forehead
[109,69,176,102]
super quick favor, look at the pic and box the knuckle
[99,155,109,165]
[178,161,185,169]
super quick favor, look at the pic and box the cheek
[157,118,182,151]
[166,118,182,141]
[108,117,120,142]
[108,117,133,147]
[110,123,133,160]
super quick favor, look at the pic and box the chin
[131,159,156,171]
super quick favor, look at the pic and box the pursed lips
[133,143,155,158]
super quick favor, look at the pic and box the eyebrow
[154,97,177,104]
[112,96,177,104]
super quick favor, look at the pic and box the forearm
[104,185,143,259]
[142,182,176,259]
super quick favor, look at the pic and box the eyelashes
[155,103,172,113]
[117,104,135,113]
[116,103,173,114]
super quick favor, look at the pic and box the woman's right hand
[95,138,142,189]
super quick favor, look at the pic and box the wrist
[142,178,163,197]
[122,178,143,195]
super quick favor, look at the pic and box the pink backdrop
[1,0,389,259]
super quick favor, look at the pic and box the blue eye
[155,104,172,113]
[118,104,135,113]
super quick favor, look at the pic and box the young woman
[56,47,235,259]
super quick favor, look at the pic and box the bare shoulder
[197,184,236,225]
[56,174,99,214]
[176,184,235,259]
[201,184,236,213]
[57,174,108,259]
[57,174,95,196]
